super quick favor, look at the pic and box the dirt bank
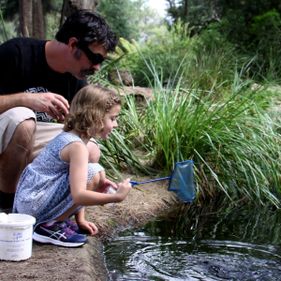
[0,181,180,281]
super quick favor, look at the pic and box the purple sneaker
[65,219,89,234]
[65,219,79,232]
[33,221,87,247]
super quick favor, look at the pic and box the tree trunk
[183,0,188,18]
[32,0,45,39]
[19,0,45,38]
[60,0,99,27]
[19,0,33,37]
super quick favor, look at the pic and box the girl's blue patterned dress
[13,131,104,225]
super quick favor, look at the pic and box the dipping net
[130,159,195,203]
[168,160,195,203]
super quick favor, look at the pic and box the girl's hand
[115,178,132,201]
[97,178,118,193]
[103,178,118,189]
[77,220,99,236]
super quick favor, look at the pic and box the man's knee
[0,107,36,153]
[0,119,36,197]
[13,119,36,150]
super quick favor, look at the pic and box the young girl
[13,84,132,247]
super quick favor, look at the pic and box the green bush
[249,9,281,82]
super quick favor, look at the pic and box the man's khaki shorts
[0,107,63,156]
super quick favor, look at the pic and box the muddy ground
[0,181,180,281]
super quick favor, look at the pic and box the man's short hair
[55,9,118,52]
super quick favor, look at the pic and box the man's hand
[28,92,70,121]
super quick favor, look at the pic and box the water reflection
[105,204,281,280]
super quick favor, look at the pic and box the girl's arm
[66,141,132,206]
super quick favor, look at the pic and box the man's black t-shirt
[0,37,87,121]
[0,37,87,100]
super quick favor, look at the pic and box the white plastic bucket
[0,213,36,261]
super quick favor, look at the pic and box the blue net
[130,159,195,203]
[168,160,195,203]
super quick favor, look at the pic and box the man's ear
[69,37,82,60]
[68,37,79,49]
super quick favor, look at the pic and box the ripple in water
[105,232,281,281]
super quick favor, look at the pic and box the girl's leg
[39,163,105,240]
[86,163,106,192]
[87,139,101,163]
[53,164,105,222]
[54,204,79,222]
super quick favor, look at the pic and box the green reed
[102,71,281,207]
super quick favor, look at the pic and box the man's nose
[91,64,101,71]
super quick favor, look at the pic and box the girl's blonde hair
[63,84,121,138]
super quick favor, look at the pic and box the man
[0,9,118,209]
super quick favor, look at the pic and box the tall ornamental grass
[96,21,281,207]
[100,71,281,207]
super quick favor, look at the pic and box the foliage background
[1,0,281,208]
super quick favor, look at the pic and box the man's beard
[80,68,96,78]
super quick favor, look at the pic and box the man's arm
[0,92,70,121]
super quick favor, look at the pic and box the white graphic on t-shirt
[25,87,56,122]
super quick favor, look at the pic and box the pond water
[104,204,281,280]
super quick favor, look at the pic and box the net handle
[130,176,170,186]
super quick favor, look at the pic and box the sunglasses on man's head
[79,46,105,65]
